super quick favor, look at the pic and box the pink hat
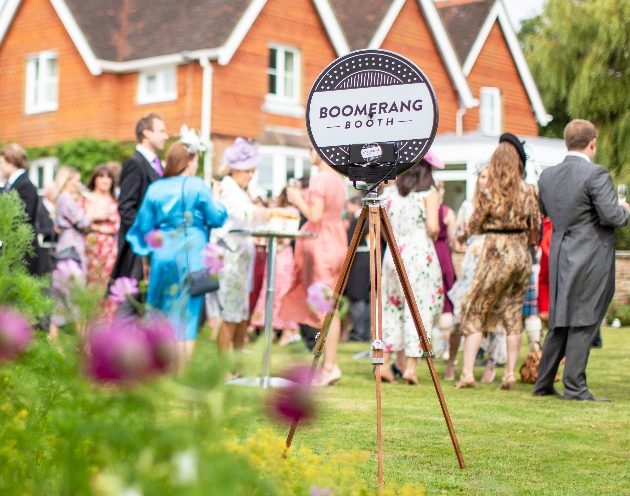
[423,149,445,169]
[223,137,260,170]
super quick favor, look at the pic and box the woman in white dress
[381,154,444,385]
[207,138,266,365]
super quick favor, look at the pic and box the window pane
[258,155,274,189]
[44,81,57,104]
[284,75,294,98]
[268,74,277,95]
[269,48,277,70]
[286,157,295,179]
[284,51,294,74]
[146,74,157,94]
[33,59,40,105]
[46,58,56,77]
[164,69,175,93]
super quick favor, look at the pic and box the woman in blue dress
[127,133,227,367]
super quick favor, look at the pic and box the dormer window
[25,51,58,114]
[137,67,177,104]
[480,87,502,136]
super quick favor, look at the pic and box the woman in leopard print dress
[456,136,540,390]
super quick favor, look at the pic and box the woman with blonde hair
[455,134,540,390]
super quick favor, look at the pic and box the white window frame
[25,51,58,115]
[479,87,502,137]
[137,66,177,105]
[266,43,300,105]
[250,146,311,197]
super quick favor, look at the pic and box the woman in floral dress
[381,154,444,385]
[82,164,120,319]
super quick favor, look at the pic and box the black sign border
[306,49,439,178]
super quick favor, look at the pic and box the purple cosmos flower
[310,487,333,496]
[108,277,139,303]
[267,365,317,424]
[87,321,153,383]
[0,308,32,361]
[306,281,334,314]
[201,243,225,275]
[144,318,176,373]
[145,229,164,249]
[52,259,84,292]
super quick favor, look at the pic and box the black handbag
[50,246,81,265]
[181,178,220,296]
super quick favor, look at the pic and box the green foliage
[523,0,630,171]
[27,138,137,181]
[0,192,51,320]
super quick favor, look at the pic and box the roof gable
[328,0,395,51]
[436,0,494,64]
[1,0,348,72]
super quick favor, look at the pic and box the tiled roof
[328,0,395,50]
[64,0,252,61]
[435,0,495,64]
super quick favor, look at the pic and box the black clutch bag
[50,246,82,265]
[189,269,219,296]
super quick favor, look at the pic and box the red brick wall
[463,22,539,136]
[0,0,119,145]
[211,0,338,142]
[380,0,460,134]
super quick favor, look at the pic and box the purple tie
[152,156,163,177]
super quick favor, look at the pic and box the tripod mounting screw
[371,340,384,350]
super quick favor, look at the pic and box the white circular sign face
[306,49,439,177]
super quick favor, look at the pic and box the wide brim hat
[423,149,445,169]
[499,133,526,166]
[223,137,260,170]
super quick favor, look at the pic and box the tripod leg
[380,207,466,469]
[283,208,368,456]
[368,205,385,493]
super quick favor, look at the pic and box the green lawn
[232,328,630,495]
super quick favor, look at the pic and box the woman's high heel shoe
[498,373,516,391]
[454,374,476,389]
[313,366,342,387]
[402,372,419,385]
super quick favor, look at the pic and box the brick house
[0,0,563,203]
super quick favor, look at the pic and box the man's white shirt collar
[136,144,158,167]
[566,151,591,163]
[7,168,26,187]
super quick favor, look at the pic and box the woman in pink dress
[280,150,347,386]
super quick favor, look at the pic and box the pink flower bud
[87,321,153,383]
[0,308,32,361]
[108,277,139,303]
[267,366,317,424]
[145,229,165,249]
[306,281,335,314]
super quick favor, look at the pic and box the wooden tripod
[284,192,465,491]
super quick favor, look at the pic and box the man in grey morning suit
[534,120,630,401]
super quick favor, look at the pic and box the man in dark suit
[110,113,168,315]
[534,120,630,401]
[0,143,44,275]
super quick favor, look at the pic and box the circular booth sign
[306,49,439,178]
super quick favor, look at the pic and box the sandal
[454,374,476,389]
[498,373,516,391]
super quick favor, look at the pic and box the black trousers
[533,322,600,399]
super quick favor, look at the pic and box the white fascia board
[0,0,20,46]
[217,0,267,65]
[50,0,102,75]
[367,0,406,49]
[312,0,350,56]
[98,49,220,73]
[463,1,552,126]
[417,0,477,108]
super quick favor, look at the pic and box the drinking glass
[618,184,628,204]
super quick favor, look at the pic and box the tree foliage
[523,0,630,173]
